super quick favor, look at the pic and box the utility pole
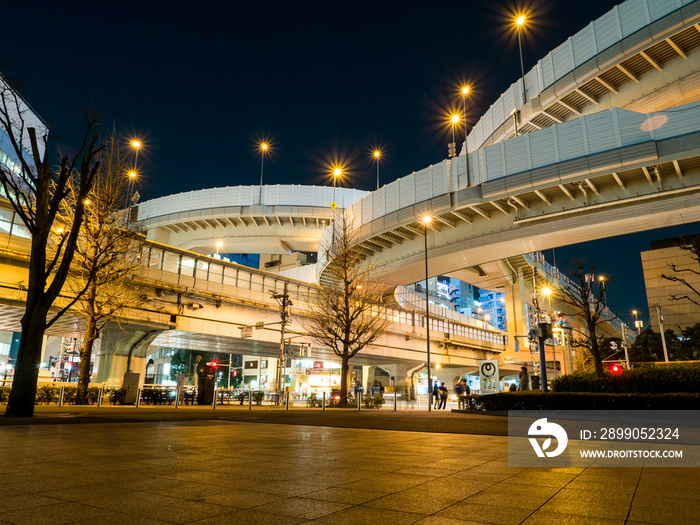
[532,269,549,392]
[271,282,293,399]
[655,302,669,362]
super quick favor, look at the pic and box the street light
[125,171,137,227]
[448,114,460,158]
[259,142,269,204]
[515,14,527,102]
[460,86,470,148]
[541,286,552,314]
[333,167,342,207]
[422,215,432,412]
[633,309,643,333]
[131,140,141,170]
[373,150,381,190]
[216,241,223,256]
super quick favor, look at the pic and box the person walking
[519,366,530,391]
[438,382,448,410]
[454,378,464,409]
[432,381,440,409]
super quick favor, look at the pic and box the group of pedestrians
[431,381,448,409]
[432,378,472,410]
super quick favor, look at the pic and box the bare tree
[57,133,143,405]
[0,73,101,417]
[302,212,389,405]
[660,234,700,307]
[555,260,616,377]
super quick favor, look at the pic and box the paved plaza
[0,407,698,524]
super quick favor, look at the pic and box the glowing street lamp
[422,215,432,411]
[333,167,342,206]
[448,113,460,158]
[460,86,470,145]
[515,14,527,102]
[259,142,269,204]
[541,286,552,313]
[216,241,223,256]
[373,150,381,190]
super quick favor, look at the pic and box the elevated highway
[0,211,509,385]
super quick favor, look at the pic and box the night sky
[3,0,698,326]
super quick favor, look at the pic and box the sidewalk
[0,406,698,524]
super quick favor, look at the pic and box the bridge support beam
[94,330,162,386]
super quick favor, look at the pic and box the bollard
[174,388,179,409]
[248,389,252,410]
[97,387,103,408]
[322,392,326,411]
[357,391,361,411]
[392,379,397,412]
[212,388,216,410]
[58,386,64,407]
[285,391,290,411]
[135,388,141,408]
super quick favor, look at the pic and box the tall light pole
[259,142,268,204]
[127,140,141,227]
[448,114,460,158]
[422,215,432,411]
[125,171,137,227]
[515,14,527,102]
[460,86,470,151]
[633,309,643,333]
[333,167,341,207]
[131,140,140,170]
[373,150,381,190]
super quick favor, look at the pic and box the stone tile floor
[0,420,697,524]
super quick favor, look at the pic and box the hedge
[551,364,700,394]
[477,391,700,411]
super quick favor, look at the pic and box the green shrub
[551,364,700,394]
[0,385,11,404]
[36,384,58,404]
[252,390,265,405]
[477,391,700,411]
[306,393,321,407]
[61,386,77,404]
[108,388,126,405]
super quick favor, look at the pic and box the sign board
[330,201,337,210]
[479,359,500,394]
[240,326,253,338]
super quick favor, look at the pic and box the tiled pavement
[0,418,698,524]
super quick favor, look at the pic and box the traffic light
[232,370,237,377]
[610,363,623,374]
[211,362,218,368]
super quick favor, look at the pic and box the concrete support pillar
[505,267,529,351]
[94,330,161,386]
[362,365,374,394]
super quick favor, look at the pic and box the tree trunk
[340,353,350,407]
[76,317,98,405]
[4,308,48,417]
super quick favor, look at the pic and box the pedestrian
[432,381,440,409]
[454,379,464,409]
[462,379,471,409]
[439,382,448,410]
[519,366,530,391]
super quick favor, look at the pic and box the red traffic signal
[610,363,623,374]
[232,370,237,376]
[211,362,218,368]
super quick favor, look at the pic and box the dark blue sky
[2,0,698,324]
